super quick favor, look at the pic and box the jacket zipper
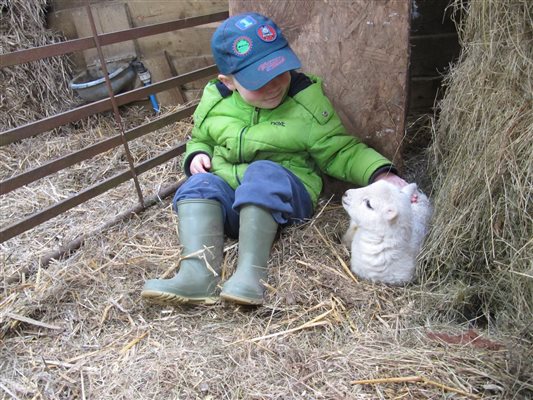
[238,126,247,163]
[240,107,259,161]
[252,107,259,125]
[236,108,259,183]
[236,126,247,184]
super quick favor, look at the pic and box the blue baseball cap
[211,12,301,90]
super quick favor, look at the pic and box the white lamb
[341,180,432,285]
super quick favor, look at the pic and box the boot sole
[220,292,263,306]
[141,290,218,306]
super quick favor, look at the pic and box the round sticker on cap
[233,36,252,56]
[257,25,277,42]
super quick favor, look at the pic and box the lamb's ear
[401,183,418,198]
[385,205,398,221]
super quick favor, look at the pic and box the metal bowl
[69,61,136,102]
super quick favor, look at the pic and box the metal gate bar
[86,5,145,208]
[0,65,216,146]
[0,142,187,243]
[1,104,196,195]
[0,11,228,67]
[4,179,186,285]
[1,9,225,245]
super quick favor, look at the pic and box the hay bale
[420,0,532,336]
[0,0,76,130]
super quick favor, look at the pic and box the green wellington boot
[220,205,278,305]
[141,199,224,306]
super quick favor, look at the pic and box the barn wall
[405,0,461,153]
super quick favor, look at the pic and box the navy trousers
[173,160,314,238]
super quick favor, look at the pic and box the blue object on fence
[132,60,160,113]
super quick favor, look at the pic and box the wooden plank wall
[409,0,461,116]
[47,0,228,106]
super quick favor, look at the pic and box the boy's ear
[218,74,236,91]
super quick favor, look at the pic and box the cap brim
[233,46,301,91]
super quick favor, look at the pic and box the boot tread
[141,290,218,306]
[220,292,263,305]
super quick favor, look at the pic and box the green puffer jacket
[183,73,393,206]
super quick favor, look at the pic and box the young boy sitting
[141,12,409,306]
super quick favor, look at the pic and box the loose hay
[419,0,533,339]
[2,199,528,399]
[0,0,77,130]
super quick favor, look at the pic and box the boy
[141,12,408,306]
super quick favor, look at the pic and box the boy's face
[219,72,291,109]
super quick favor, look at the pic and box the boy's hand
[190,154,212,174]
[373,172,419,203]
[374,172,407,188]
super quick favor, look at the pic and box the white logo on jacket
[341,180,432,285]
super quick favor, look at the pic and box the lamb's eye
[364,199,373,209]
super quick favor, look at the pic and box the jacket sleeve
[182,124,214,176]
[182,81,222,175]
[305,97,393,187]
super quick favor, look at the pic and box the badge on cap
[257,25,277,42]
[235,16,257,30]
[233,36,252,56]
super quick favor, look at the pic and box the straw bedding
[1,0,532,399]
[3,195,528,399]
[0,0,76,131]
